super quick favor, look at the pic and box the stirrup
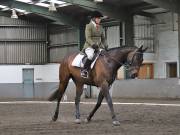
[81,70,88,78]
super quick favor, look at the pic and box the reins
[101,50,143,70]
[101,52,124,66]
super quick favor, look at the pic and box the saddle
[71,51,101,69]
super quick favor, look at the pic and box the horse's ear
[138,45,143,51]
[135,45,143,52]
[142,47,148,52]
[137,45,148,52]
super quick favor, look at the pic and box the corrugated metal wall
[106,25,120,48]
[103,21,125,48]
[48,25,79,62]
[0,16,47,64]
[134,15,155,52]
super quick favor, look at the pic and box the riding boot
[81,58,92,78]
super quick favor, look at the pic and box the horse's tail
[48,88,60,101]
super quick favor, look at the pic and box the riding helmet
[90,10,103,18]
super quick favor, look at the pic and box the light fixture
[36,2,49,7]
[94,0,103,2]
[48,2,56,12]
[0,5,7,9]
[11,9,18,19]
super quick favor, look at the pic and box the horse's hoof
[84,118,90,123]
[52,116,57,122]
[75,119,81,124]
[112,120,120,126]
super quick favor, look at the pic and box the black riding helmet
[90,10,103,18]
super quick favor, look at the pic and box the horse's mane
[107,46,138,52]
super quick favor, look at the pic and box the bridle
[126,51,143,65]
[124,51,143,71]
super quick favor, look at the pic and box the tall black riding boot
[81,58,92,78]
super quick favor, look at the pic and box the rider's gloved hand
[92,44,98,50]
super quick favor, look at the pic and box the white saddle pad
[71,53,99,69]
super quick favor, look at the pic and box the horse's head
[126,45,147,79]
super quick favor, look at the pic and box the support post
[124,15,134,46]
[79,25,85,50]
[178,14,180,78]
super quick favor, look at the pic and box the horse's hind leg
[52,79,69,121]
[74,83,83,124]
[85,91,104,122]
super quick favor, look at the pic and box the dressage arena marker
[0,101,180,107]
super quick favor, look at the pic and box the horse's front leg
[74,84,83,124]
[102,82,120,126]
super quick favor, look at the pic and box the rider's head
[90,10,103,25]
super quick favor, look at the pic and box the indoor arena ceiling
[0,0,179,26]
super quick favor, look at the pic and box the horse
[48,45,147,126]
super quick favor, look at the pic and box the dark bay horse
[48,45,147,126]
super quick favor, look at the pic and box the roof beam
[0,11,11,17]
[130,3,158,13]
[1,0,79,27]
[128,3,156,17]
[135,11,155,18]
[141,0,179,13]
[60,0,129,21]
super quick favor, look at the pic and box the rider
[81,10,108,78]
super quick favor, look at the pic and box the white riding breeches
[85,47,95,60]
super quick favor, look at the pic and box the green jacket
[82,21,107,50]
